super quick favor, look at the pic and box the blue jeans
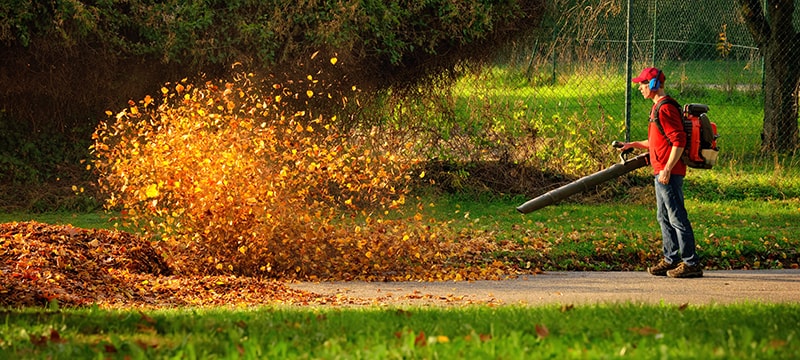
[654,175,699,266]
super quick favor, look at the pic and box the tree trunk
[762,34,800,152]
[739,0,800,152]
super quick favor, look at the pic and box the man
[618,67,703,278]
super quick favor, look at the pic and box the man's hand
[658,169,671,184]
[616,140,649,152]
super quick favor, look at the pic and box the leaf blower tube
[516,141,650,214]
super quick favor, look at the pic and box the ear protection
[649,69,663,91]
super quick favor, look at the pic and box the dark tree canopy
[0,0,546,185]
[1,0,547,117]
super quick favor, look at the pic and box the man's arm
[658,145,684,184]
[620,140,648,150]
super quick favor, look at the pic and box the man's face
[638,81,654,99]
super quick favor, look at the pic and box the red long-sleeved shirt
[648,97,687,176]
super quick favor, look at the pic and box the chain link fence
[452,0,799,167]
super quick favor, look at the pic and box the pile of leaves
[0,222,335,308]
[1,221,522,308]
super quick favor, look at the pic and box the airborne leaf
[145,184,159,198]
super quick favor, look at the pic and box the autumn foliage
[90,60,507,281]
[0,221,343,307]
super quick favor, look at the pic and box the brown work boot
[647,259,679,276]
[667,263,704,278]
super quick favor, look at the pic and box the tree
[738,0,800,152]
[0,0,546,186]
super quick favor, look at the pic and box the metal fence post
[625,0,633,142]
[551,26,558,86]
[651,0,657,65]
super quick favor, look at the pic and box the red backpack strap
[651,97,681,145]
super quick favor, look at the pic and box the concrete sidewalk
[289,270,800,306]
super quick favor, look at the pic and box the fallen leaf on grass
[535,324,550,338]
[629,326,661,336]
[415,331,427,347]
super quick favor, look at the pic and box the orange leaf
[535,324,550,338]
[414,331,427,347]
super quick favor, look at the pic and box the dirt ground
[289,270,800,306]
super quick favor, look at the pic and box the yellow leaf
[306,90,314,98]
[330,57,338,65]
[161,87,169,95]
[145,184,159,198]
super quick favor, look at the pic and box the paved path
[289,270,800,306]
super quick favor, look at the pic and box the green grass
[454,60,769,160]
[0,212,114,229]
[1,304,798,359]
[421,190,799,271]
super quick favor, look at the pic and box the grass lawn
[2,304,798,359]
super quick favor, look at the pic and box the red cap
[632,67,665,83]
